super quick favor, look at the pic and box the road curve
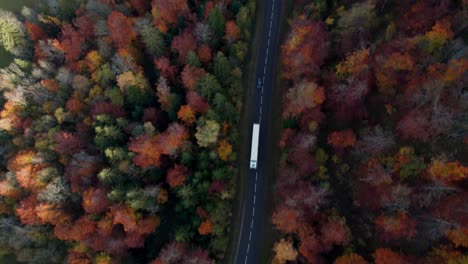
[233,0,283,263]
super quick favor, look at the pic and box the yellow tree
[217,140,232,161]
[273,238,298,264]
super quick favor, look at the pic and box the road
[233,0,283,263]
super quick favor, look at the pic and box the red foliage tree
[82,187,111,214]
[166,164,189,188]
[375,212,417,242]
[65,153,101,193]
[54,131,84,155]
[107,11,136,48]
[129,0,151,15]
[198,219,213,235]
[272,206,301,234]
[90,102,127,118]
[181,65,206,90]
[61,24,85,63]
[186,91,210,114]
[197,45,212,63]
[281,16,329,81]
[320,218,349,251]
[129,134,162,168]
[16,195,42,225]
[299,233,323,263]
[171,30,197,62]
[112,205,138,232]
[24,21,47,41]
[334,253,368,264]
[373,248,409,264]
[66,98,86,113]
[327,130,357,148]
[155,57,177,81]
[74,14,95,41]
[151,0,189,33]
[208,180,226,194]
[142,107,163,125]
[225,20,240,42]
[396,108,431,142]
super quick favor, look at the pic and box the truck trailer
[250,123,260,169]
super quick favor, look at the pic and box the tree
[225,20,240,43]
[320,218,349,251]
[196,73,221,103]
[181,65,206,91]
[373,248,408,264]
[54,131,84,155]
[213,52,231,85]
[137,20,165,57]
[24,21,47,41]
[60,24,84,64]
[157,241,187,263]
[151,0,189,33]
[424,20,453,53]
[129,135,161,168]
[272,206,300,234]
[0,9,32,58]
[427,159,468,183]
[82,187,110,214]
[284,81,325,118]
[197,45,212,63]
[195,120,220,147]
[396,109,431,142]
[336,48,370,78]
[375,212,417,242]
[155,57,177,81]
[334,253,368,264]
[327,130,356,148]
[335,1,377,53]
[207,7,226,43]
[166,164,189,188]
[198,219,213,235]
[171,30,197,62]
[217,140,232,161]
[273,238,298,264]
[186,91,210,114]
[177,105,196,125]
[107,11,136,49]
[156,76,174,112]
[281,16,329,81]
[299,233,323,263]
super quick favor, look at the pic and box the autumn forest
[0,0,466,264]
[272,0,467,263]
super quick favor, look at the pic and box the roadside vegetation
[272,0,467,263]
[0,0,255,263]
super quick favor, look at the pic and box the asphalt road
[233,0,282,263]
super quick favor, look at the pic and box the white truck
[250,123,260,169]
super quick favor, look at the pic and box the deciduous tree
[107,11,136,48]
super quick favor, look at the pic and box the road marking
[253,195,256,205]
[260,95,263,105]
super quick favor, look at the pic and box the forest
[272,0,467,263]
[0,0,255,263]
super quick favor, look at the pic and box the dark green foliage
[207,7,225,44]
